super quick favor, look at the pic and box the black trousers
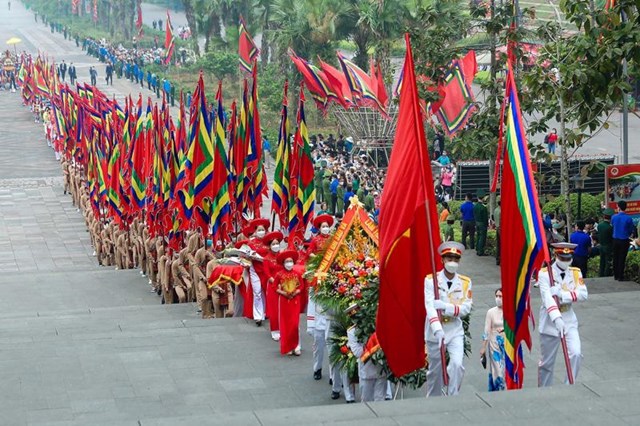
[572,255,588,278]
[612,238,630,280]
[461,220,475,249]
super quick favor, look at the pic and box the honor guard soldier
[424,241,473,397]
[538,242,588,387]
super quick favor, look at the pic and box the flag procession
[9,1,617,410]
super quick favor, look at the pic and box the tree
[521,0,639,227]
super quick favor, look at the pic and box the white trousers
[312,328,326,372]
[332,362,356,402]
[426,333,465,397]
[538,329,582,387]
[360,378,387,402]
[249,265,264,321]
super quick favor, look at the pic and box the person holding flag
[537,242,588,387]
[424,241,473,397]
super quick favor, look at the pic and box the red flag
[238,16,259,74]
[318,57,353,109]
[376,34,442,377]
[164,10,175,65]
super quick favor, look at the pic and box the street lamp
[570,174,592,220]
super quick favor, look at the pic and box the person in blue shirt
[343,185,355,211]
[186,91,192,109]
[146,71,152,90]
[460,192,475,249]
[569,221,591,277]
[330,176,339,216]
[437,151,451,166]
[262,136,272,168]
[612,200,636,281]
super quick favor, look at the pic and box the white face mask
[555,259,572,270]
[320,226,330,235]
[284,261,294,271]
[495,297,503,308]
[271,243,280,253]
[444,261,459,274]
[255,229,266,239]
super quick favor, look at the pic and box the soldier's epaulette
[568,266,580,271]
[458,274,471,282]
[347,325,356,332]
[426,273,433,279]
[540,267,548,272]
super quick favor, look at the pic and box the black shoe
[256,320,262,327]
[346,400,355,404]
[329,378,333,386]
[331,391,340,400]
[314,369,322,380]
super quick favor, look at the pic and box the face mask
[271,244,280,253]
[284,261,294,271]
[495,297,503,308]
[555,259,572,270]
[444,261,459,274]
[320,226,330,235]
[255,230,266,239]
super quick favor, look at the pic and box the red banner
[606,163,640,216]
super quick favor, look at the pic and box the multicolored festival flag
[238,16,259,74]
[434,59,477,137]
[500,66,549,389]
[271,81,291,229]
[376,34,442,377]
[164,10,175,65]
[337,52,387,115]
[210,81,232,243]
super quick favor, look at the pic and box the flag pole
[543,261,574,384]
[404,33,450,393]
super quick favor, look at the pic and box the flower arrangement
[312,221,379,313]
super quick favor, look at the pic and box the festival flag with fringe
[238,16,259,74]
[289,50,333,112]
[164,10,175,65]
[210,82,232,243]
[337,52,386,115]
[185,73,214,234]
[288,84,315,243]
[434,59,477,137]
[318,57,353,109]
[247,61,268,216]
[271,81,291,229]
[500,66,549,389]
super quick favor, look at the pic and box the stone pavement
[3,3,640,425]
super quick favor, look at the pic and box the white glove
[434,330,445,343]
[433,299,447,310]
[549,286,561,297]
[554,317,566,336]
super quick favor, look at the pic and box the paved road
[2,2,640,425]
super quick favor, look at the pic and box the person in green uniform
[356,185,366,201]
[364,189,375,212]
[314,166,325,204]
[336,179,346,218]
[441,217,455,242]
[322,172,332,214]
[352,175,360,193]
[474,189,489,256]
[598,208,614,277]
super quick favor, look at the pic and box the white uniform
[347,326,386,402]
[424,270,473,397]
[249,264,265,321]
[307,294,327,373]
[538,264,588,386]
